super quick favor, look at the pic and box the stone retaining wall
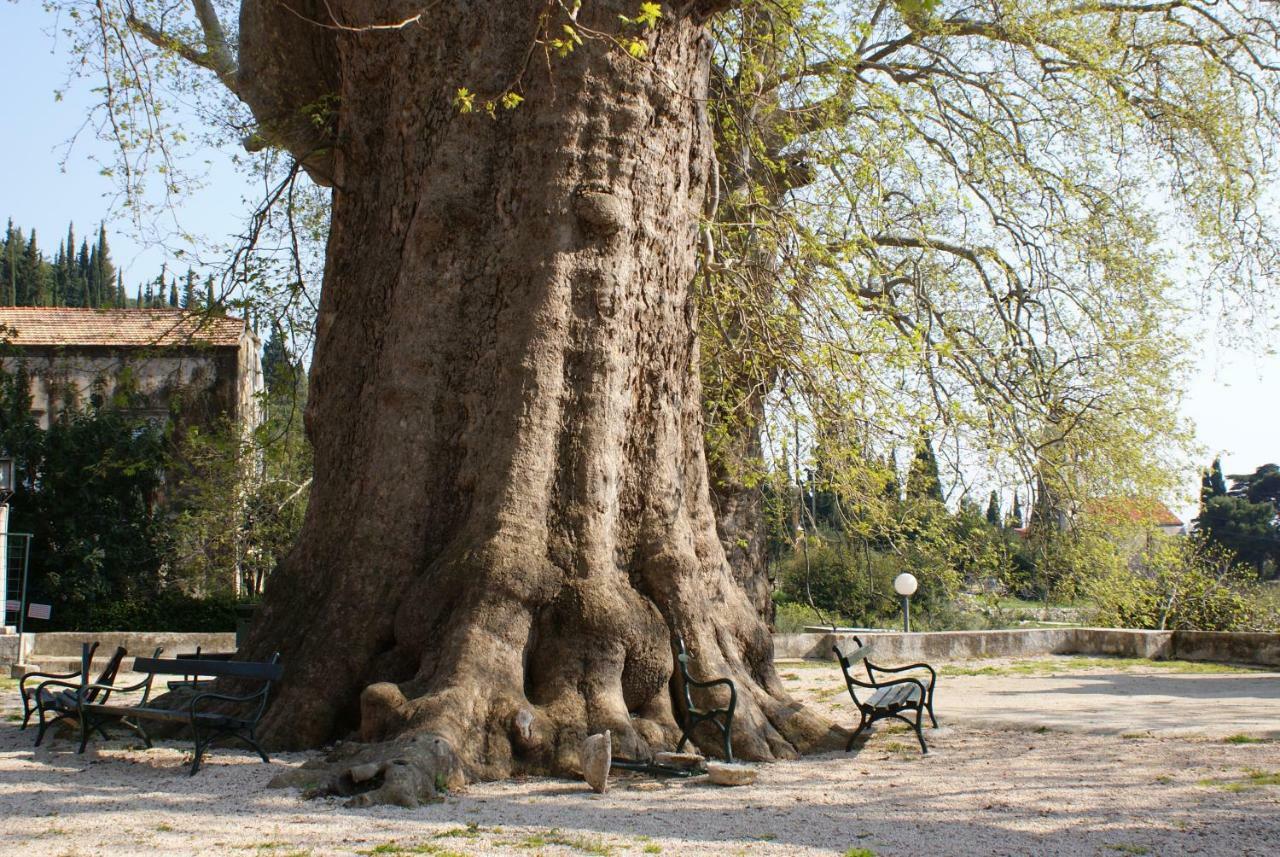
[4,631,236,672]
[775,627,1280,667]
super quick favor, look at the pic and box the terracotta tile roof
[1087,497,1184,528]
[0,307,246,348]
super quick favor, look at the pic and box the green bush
[46,591,244,632]
[1084,537,1279,632]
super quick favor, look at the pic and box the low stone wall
[6,631,236,672]
[0,632,18,668]
[776,627,1279,667]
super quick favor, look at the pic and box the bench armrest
[190,685,272,724]
[865,660,936,688]
[20,669,83,696]
[685,676,737,713]
[31,678,82,697]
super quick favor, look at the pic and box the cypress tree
[116,271,125,308]
[169,281,178,307]
[905,432,945,503]
[25,230,45,306]
[95,223,115,309]
[985,490,1001,526]
[182,268,195,308]
[1009,492,1024,529]
[2,220,16,306]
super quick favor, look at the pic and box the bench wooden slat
[867,683,920,710]
[840,643,874,665]
[131,657,283,681]
[85,703,250,726]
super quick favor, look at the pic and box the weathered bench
[21,642,130,743]
[673,636,736,761]
[833,637,937,754]
[73,653,283,775]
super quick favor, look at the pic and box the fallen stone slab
[706,762,757,786]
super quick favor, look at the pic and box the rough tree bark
[231,0,839,804]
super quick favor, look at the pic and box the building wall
[2,337,262,431]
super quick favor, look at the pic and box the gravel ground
[1,656,1278,856]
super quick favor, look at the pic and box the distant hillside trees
[1194,457,1280,578]
[0,217,219,310]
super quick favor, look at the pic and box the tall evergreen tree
[94,223,115,309]
[116,271,125,308]
[2,220,17,306]
[985,490,1001,527]
[1008,492,1024,529]
[905,432,945,503]
[169,280,178,307]
[182,268,195,309]
[24,230,45,306]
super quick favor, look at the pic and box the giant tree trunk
[238,0,838,799]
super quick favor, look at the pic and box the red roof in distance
[0,307,245,348]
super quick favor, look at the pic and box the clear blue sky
[3,2,1277,524]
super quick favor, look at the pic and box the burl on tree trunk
[237,0,840,804]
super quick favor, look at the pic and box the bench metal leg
[190,723,205,776]
[845,711,870,752]
[77,712,91,754]
[676,726,692,754]
[34,708,51,747]
[238,730,270,764]
[894,708,928,754]
[720,721,733,763]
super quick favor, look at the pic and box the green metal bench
[833,637,937,754]
[21,642,130,743]
[673,636,736,761]
[73,653,283,775]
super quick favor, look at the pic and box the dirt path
[2,656,1277,856]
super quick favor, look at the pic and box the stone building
[0,308,264,630]
[0,307,262,431]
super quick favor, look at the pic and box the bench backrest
[133,654,283,682]
[833,638,875,706]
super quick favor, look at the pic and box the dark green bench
[73,653,283,775]
[20,642,130,743]
[673,636,736,761]
[834,637,937,754]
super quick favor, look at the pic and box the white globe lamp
[893,572,918,632]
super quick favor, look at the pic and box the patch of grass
[1107,844,1149,855]
[434,823,484,839]
[1033,725,1052,734]
[517,830,611,855]
[1224,734,1267,744]
[1121,733,1150,740]
[1196,769,1280,792]
[843,848,877,857]
[1153,774,1174,784]
[781,673,800,681]
[155,823,175,833]
[5,714,22,722]
[642,846,661,855]
[357,843,465,857]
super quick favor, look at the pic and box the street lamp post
[0,455,13,634]
[894,572,918,633]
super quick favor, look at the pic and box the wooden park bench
[833,637,937,754]
[20,641,131,743]
[71,653,283,775]
[673,636,736,761]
